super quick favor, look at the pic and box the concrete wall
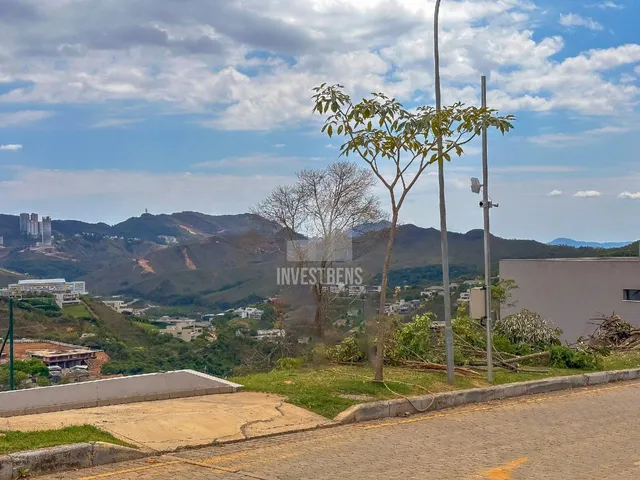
[0,370,243,417]
[500,258,640,341]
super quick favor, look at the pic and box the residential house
[500,257,640,341]
[161,323,204,342]
[233,307,264,320]
[255,329,286,341]
[348,285,366,296]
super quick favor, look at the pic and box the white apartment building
[2,279,87,296]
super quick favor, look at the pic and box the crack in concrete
[239,401,286,440]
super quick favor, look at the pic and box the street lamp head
[470,177,482,194]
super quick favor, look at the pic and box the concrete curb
[334,368,640,424]
[0,442,146,480]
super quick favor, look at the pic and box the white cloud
[0,167,294,223]
[574,190,601,197]
[618,191,640,199]
[594,1,623,9]
[0,111,53,128]
[192,154,319,169]
[493,166,579,173]
[528,125,636,147]
[274,144,285,148]
[0,1,635,130]
[559,13,603,31]
[91,118,141,128]
[0,144,23,151]
[547,189,563,196]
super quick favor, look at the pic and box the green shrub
[326,337,365,363]
[387,313,435,363]
[276,357,304,370]
[548,346,602,370]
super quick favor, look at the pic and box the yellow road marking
[483,458,528,480]
[360,382,634,430]
[80,461,181,479]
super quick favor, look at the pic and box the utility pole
[481,76,493,383]
[9,296,15,390]
[434,0,455,386]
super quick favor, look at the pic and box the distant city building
[29,213,39,237]
[41,216,52,245]
[19,213,29,234]
[0,236,3,246]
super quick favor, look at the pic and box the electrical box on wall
[469,287,486,319]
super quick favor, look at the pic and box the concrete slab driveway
[0,392,329,451]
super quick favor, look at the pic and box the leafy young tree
[312,84,514,381]
[255,161,383,338]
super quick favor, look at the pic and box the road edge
[334,368,640,424]
[0,442,147,480]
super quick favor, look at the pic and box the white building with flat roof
[2,279,87,297]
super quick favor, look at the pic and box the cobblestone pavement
[40,380,640,479]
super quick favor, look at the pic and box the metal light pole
[481,76,493,383]
[434,0,456,386]
[9,297,15,390]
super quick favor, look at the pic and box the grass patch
[232,365,483,418]
[232,352,640,418]
[62,304,93,319]
[0,425,134,455]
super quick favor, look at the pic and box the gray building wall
[499,258,640,342]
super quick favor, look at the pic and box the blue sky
[0,0,639,242]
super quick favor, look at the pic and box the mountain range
[548,238,633,249]
[0,211,637,309]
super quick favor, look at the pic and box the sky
[0,0,639,242]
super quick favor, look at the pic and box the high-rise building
[19,213,29,235]
[41,216,52,245]
[29,213,39,237]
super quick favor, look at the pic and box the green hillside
[78,224,621,309]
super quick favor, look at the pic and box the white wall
[0,370,243,417]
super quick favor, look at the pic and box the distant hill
[548,238,633,249]
[0,211,280,244]
[0,212,281,279]
[352,220,393,236]
[4,208,638,309]
[83,224,609,308]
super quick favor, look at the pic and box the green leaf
[327,125,333,137]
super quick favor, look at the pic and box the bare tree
[255,161,383,338]
[312,84,514,382]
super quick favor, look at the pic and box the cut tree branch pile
[582,313,640,351]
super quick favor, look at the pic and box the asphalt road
[41,380,640,480]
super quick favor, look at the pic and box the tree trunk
[373,211,398,382]
[313,283,325,338]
